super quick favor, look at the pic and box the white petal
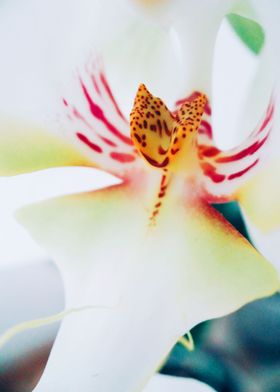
[120,0,245,95]
[16,184,278,391]
[144,374,216,392]
[232,2,280,273]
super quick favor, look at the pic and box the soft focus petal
[238,160,280,275]
[144,374,216,392]
[0,0,183,121]
[123,0,244,95]
[231,1,280,273]
[198,96,274,202]
[16,184,278,391]
[60,60,141,178]
[0,1,173,176]
[238,160,280,233]
[0,118,93,175]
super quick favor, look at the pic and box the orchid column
[0,1,278,392]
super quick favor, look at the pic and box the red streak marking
[72,107,94,130]
[134,133,142,143]
[228,159,259,180]
[201,162,225,183]
[142,152,169,168]
[171,148,180,155]
[99,135,117,147]
[110,152,135,163]
[155,202,162,208]
[76,132,103,153]
[204,103,211,116]
[100,72,128,122]
[259,104,274,133]
[175,91,201,106]
[161,175,166,186]
[199,145,221,158]
[63,98,68,106]
[80,80,133,146]
[163,120,172,136]
[216,134,269,163]
[158,145,168,155]
[199,120,212,138]
[176,91,211,114]
[91,75,101,95]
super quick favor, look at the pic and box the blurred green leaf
[227,13,265,55]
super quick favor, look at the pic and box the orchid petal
[198,93,274,202]
[0,0,184,121]
[0,306,105,350]
[144,374,216,392]
[0,1,157,178]
[0,118,93,176]
[251,1,280,71]
[60,60,141,178]
[238,159,280,233]
[122,0,247,96]
[16,184,278,391]
[224,4,280,227]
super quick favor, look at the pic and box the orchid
[0,0,279,391]
[220,1,280,275]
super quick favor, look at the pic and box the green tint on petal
[227,13,265,54]
[0,118,93,175]
[16,184,279,391]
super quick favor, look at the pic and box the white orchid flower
[0,1,279,391]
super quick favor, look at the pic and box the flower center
[130,84,207,173]
[130,85,207,225]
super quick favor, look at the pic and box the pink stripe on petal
[228,159,259,180]
[259,104,274,133]
[100,72,128,123]
[61,57,140,179]
[110,152,136,163]
[76,132,103,153]
[198,96,275,201]
[216,133,269,163]
[80,81,133,146]
[198,120,213,138]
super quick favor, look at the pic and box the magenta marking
[259,104,274,133]
[110,151,136,163]
[80,80,133,146]
[228,159,259,180]
[99,135,117,147]
[216,134,269,163]
[76,132,103,153]
[199,120,213,138]
[100,72,128,122]
[91,74,101,95]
